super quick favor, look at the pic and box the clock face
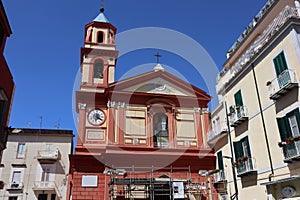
[88,109,105,125]
[281,186,296,198]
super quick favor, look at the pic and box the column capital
[202,108,210,114]
[78,103,86,110]
[118,102,125,108]
[194,108,201,113]
[107,101,116,108]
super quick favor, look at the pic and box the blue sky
[3,0,267,134]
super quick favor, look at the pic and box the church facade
[67,8,216,200]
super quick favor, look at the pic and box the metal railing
[217,6,300,93]
[219,194,229,200]
[236,157,256,176]
[229,105,248,125]
[207,121,228,143]
[283,141,300,160]
[268,69,298,97]
[213,170,226,183]
[227,0,278,56]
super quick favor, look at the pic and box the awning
[261,175,300,186]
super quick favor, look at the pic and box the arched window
[153,113,169,147]
[97,31,104,43]
[93,60,104,78]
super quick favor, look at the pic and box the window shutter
[12,171,21,184]
[233,141,243,159]
[217,151,224,170]
[234,90,243,107]
[273,51,288,76]
[242,136,251,158]
[277,117,292,141]
[287,108,300,135]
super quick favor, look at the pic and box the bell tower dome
[80,8,119,90]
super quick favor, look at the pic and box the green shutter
[217,151,224,170]
[277,116,292,141]
[273,51,288,76]
[234,90,243,107]
[233,141,243,159]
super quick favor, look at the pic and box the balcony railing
[7,182,23,190]
[219,194,229,200]
[207,121,228,144]
[228,106,248,127]
[268,69,298,100]
[217,6,300,94]
[282,141,300,162]
[33,181,58,190]
[36,149,60,162]
[213,170,226,183]
[236,157,257,177]
[227,0,278,57]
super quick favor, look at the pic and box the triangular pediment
[123,77,195,96]
[108,70,211,101]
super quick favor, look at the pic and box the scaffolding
[106,166,211,200]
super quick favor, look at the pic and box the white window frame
[16,143,26,159]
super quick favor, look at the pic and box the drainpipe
[224,101,239,200]
[251,63,274,181]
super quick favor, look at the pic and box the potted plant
[278,141,287,148]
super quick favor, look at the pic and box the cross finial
[154,52,162,64]
[100,0,105,12]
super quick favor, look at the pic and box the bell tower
[80,8,118,90]
[75,8,119,149]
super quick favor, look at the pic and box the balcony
[217,6,300,94]
[36,149,60,163]
[33,181,62,198]
[228,106,248,127]
[281,141,300,163]
[267,69,298,100]
[213,170,226,183]
[236,157,257,177]
[7,182,23,190]
[207,121,228,144]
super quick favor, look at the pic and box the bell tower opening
[93,60,104,78]
[97,31,104,43]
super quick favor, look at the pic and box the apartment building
[208,0,300,199]
[0,128,73,200]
